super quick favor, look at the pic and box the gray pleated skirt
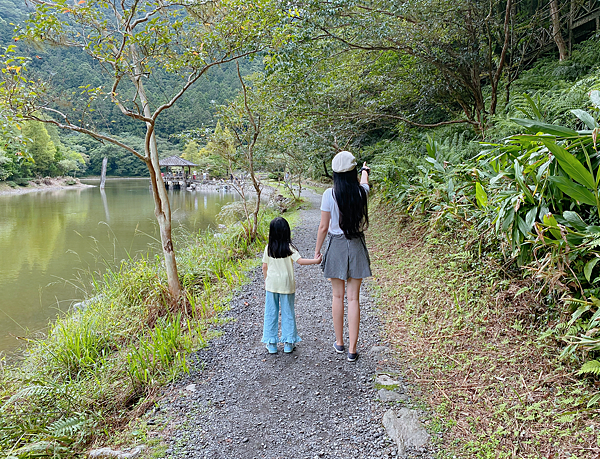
[321,233,371,280]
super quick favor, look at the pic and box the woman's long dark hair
[267,217,298,258]
[333,168,369,239]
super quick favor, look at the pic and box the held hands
[313,253,323,264]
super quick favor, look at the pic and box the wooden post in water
[100,156,108,190]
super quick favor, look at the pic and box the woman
[314,150,371,362]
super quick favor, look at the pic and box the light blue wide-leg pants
[261,291,302,344]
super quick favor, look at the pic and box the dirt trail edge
[156,189,436,459]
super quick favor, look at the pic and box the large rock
[382,408,430,456]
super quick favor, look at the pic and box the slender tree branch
[31,108,145,160]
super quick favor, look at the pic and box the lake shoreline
[0,177,95,196]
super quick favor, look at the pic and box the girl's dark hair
[267,217,298,258]
[333,167,369,239]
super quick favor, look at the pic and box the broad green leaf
[543,213,563,239]
[571,109,598,130]
[502,206,515,232]
[513,159,535,203]
[525,207,537,230]
[512,118,578,137]
[549,176,596,206]
[562,211,587,231]
[517,215,530,237]
[523,93,544,121]
[475,182,487,207]
[591,90,600,109]
[425,157,444,173]
[544,140,596,190]
[447,177,454,197]
[584,258,600,282]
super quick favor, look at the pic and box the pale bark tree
[1,0,280,302]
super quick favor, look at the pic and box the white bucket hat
[331,150,357,173]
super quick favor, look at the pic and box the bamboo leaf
[591,90,600,109]
[543,213,563,239]
[525,207,537,230]
[562,210,587,231]
[475,182,487,207]
[512,118,578,137]
[571,109,598,130]
[544,140,596,190]
[549,176,597,206]
[517,215,530,237]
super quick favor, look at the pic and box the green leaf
[517,215,530,237]
[475,182,488,207]
[585,258,600,282]
[549,176,597,206]
[511,118,578,137]
[544,140,596,190]
[591,90,600,109]
[425,157,445,173]
[571,109,598,130]
[543,213,563,239]
[562,211,587,231]
[525,207,537,230]
[501,206,515,232]
[578,360,600,376]
[513,159,535,203]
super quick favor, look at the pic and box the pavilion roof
[159,156,198,167]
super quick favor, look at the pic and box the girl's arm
[262,263,267,278]
[297,253,322,266]
[360,161,370,186]
[314,210,330,259]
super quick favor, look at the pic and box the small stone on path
[378,389,407,402]
[376,374,400,386]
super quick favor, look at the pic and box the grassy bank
[0,204,288,458]
[369,199,599,458]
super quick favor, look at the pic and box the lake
[0,178,236,354]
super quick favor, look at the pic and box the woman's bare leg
[331,278,346,347]
[346,277,362,354]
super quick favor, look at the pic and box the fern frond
[48,416,87,437]
[3,382,63,407]
[577,359,600,376]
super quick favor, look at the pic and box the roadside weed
[369,201,600,457]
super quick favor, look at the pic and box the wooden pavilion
[159,156,199,188]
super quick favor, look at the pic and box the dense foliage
[2,0,600,455]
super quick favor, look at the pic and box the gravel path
[157,189,435,459]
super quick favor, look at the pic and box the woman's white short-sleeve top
[320,184,369,235]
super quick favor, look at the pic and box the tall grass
[0,207,279,458]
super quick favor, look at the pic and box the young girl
[262,217,322,354]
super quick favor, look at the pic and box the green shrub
[6,180,17,188]
[15,178,30,187]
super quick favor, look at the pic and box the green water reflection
[0,179,236,353]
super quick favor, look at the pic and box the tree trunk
[489,0,512,116]
[550,0,569,61]
[100,156,108,190]
[132,47,182,301]
[322,159,332,179]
